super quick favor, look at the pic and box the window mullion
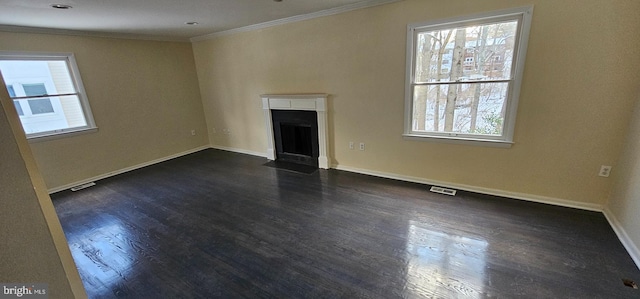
[0,51,97,140]
[10,92,80,100]
[412,79,512,86]
[405,6,532,145]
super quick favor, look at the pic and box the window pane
[0,61,77,95]
[0,54,95,138]
[45,61,77,94]
[13,100,23,116]
[414,20,518,83]
[57,95,87,128]
[7,85,15,97]
[28,98,54,114]
[8,84,24,116]
[412,82,509,135]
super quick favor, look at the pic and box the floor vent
[430,186,457,196]
[70,182,96,192]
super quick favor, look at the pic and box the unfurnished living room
[1,0,640,298]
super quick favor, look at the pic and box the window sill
[403,133,513,148]
[27,127,99,143]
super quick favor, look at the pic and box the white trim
[0,25,190,43]
[209,145,267,158]
[260,94,330,169]
[403,6,534,145]
[28,127,98,143]
[44,140,640,270]
[189,145,605,214]
[190,0,402,42]
[334,162,639,270]
[332,163,603,212]
[0,0,401,43]
[47,146,210,194]
[603,207,640,270]
[0,51,99,140]
[403,134,513,148]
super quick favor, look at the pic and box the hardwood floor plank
[51,149,640,298]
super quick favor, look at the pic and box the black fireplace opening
[280,123,313,156]
[272,110,319,167]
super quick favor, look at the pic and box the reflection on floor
[405,223,488,297]
[52,149,640,298]
[263,160,318,175]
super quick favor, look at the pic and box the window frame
[403,6,533,147]
[0,51,97,141]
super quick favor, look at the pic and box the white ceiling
[0,0,399,41]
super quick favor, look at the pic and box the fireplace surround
[261,94,329,169]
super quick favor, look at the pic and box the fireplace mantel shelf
[261,94,330,169]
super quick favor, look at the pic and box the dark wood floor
[52,149,640,298]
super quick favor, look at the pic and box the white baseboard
[47,144,639,270]
[197,148,604,213]
[210,145,267,158]
[332,163,640,269]
[333,164,603,212]
[603,208,640,270]
[48,146,210,194]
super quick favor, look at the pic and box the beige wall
[192,0,640,207]
[0,32,209,190]
[0,0,637,288]
[0,72,85,298]
[607,93,640,264]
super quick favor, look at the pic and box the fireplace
[261,94,330,169]
[271,110,319,167]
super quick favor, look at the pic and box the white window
[0,52,97,140]
[404,6,533,147]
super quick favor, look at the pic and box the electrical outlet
[212,127,216,134]
[222,128,231,135]
[349,142,354,150]
[191,130,196,136]
[359,142,365,151]
[599,165,612,177]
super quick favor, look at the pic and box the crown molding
[190,0,403,42]
[0,0,402,43]
[0,25,191,43]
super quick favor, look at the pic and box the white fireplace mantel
[261,94,330,169]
